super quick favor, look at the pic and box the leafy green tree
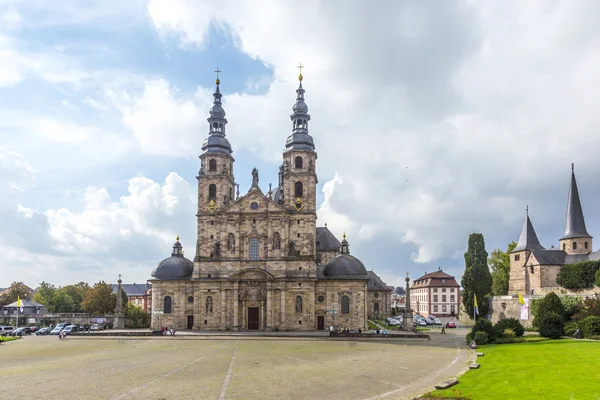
[489,241,517,295]
[560,296,583,320]
[461,233,492,318]
[556,260,600,290]
[51,290,76,313]
[394,286,405,296]
[538,313,565,339]
[33,281,57,309]
[0,282,33,306]
[61,282,91,312]
[575,294,600,320]
[81,281,116,315]
[125,303,149,328]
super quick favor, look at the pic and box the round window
[187,296,194,303]
[317,295,325,303]
[374,293,379,298]
[250,202,259,210]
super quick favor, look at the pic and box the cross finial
[405,271,409,279]
[297,63,304,81]
[571,162,574,172]
[215,67,221,85]
[526,205,528,216]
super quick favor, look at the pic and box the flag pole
[16,302,19,329]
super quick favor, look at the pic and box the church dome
[323,254,368,278]
[151,237,194,280]
[322,234,369,278]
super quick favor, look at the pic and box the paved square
[1,334,470,400]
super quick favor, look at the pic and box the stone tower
[277,70,318,257]
[559,164,592,255]
[509,209,545,294]
[196,74,236,261]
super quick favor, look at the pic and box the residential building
[111,283,152,312]
[409,269,460,318]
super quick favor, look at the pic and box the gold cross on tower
[297,63,304,81]
[215,67,221,85]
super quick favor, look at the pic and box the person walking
[441,325,446,335]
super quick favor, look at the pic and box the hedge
[556,260,600,290]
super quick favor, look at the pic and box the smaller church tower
[509,208,545,294]
[196,71,236,260]
[559,164,592,255]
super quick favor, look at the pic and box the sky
[2,1,600,290]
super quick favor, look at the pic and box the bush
[564,321,578,337]
[494,317,525,337]
[560,296,583,320]
[579,316,600,338]
[533,292,565,327]
[473,331,489,345]
[539,312,565,339]
[503,328,516,338]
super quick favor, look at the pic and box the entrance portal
[317,315,325,330]
[248,307,259,330]
[187,315,194,330]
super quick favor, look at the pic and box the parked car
[62,325,78,335]
[427,316,442,325]
[9,327,27,337]
[50,326,64,335]
[90,324,103,331]
[36,327,50,335]
[0,326,15,336]
[446,322,457,328]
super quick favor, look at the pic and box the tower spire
[513,208,545,252]
[201,68,232,155]
[561,163,591,239]
[285,64,315,151]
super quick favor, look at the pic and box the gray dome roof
[323,254,368,278]
[151,239,194,280]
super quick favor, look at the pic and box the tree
[51,290,76,313]
[81,281,116,315]
[489,241,517,295]
[125,303,150,328]
[557,260,600,290]
[61,282,91,312]
[394,286,405,296]
[533,292,565,326]
[0,282,33,306]
[461,233,492,318]
[33,281,57,310]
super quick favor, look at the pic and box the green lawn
[0,337,19,342]
[428,340,600,400]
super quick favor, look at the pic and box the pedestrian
[161,326,165,336]
[441,325,446,335]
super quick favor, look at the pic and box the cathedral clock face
[294,198,304,211]
[250,201,259,210]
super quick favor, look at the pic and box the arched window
[295,296,303,313]
[209,159,217,171]
[229,186,233,200]
[249,238,259,260]
[208,184,216,200]
[374,302,379,314]
[341,295,350,314]
[273,232,281,250]
[295,156,303,169]
[563,243,566,251]
[164,296,172,314]
[295,181,303,198]
[585,241,589,249]
[573,242,577,250]
[206,296,213,313]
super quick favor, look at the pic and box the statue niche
[213,241,221,258]
[227,233,235,252]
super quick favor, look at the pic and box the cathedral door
[317,315,325,330]
[187,315,194,330]
[248,307,259,330]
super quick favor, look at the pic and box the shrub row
[466,317,525,345]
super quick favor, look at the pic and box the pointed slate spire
[285,64,315,151]
[561,163,591,239]
[201,68,233,155]
[513,207,545,252]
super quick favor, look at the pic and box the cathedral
[509,164,600,296]
[149,71,392,331]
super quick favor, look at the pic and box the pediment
[220,188,289,214]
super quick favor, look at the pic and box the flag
[474,294,479,316]
[520,297,530,320]
[518,293,525,305]
[17,296,23,313]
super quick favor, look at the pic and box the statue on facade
[206,296,213,313]
[227,233,235,251]
[214,241,221,257]
[251,168,259,188]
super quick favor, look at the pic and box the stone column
[404,274,414,331]
[242,300,246,329]
[266,283,273,331]
[220,287,226,330]
[114,274,125,329]
[233,282,240,331]
[280,288,286,331]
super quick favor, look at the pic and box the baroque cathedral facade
[149,72,392,331]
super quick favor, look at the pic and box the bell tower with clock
[280,65,318,256]
[196,70,236,260]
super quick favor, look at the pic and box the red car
[445,322,456,328]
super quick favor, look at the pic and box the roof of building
[562,165,592,240]
[316,227,341,252]
[111,283,151,296]
[285,80,315,151]
[530,249,566,265]
[151,239,194,281]
[321,235,369,280]
[3,298,46,308]
[201,81,233,155]
[513,212,545,252]
[367,271,393,291]
[411,270,460,289]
